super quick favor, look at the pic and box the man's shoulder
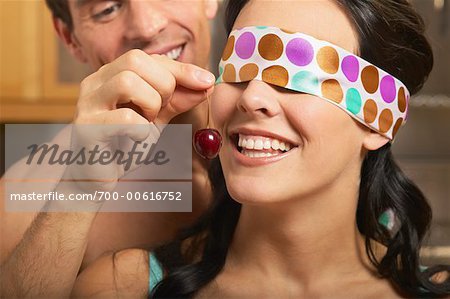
[72,248,150,298]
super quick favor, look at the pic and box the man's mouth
[162,44,185,60]
[232,133,296,158]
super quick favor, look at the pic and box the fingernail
[195,70,215,84]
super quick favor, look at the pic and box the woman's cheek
[211,85,237,131]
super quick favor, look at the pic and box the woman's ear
[363,130,390,151]
[204,0,219,19]
[52,17,88,64]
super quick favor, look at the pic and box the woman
[72,0,450,298]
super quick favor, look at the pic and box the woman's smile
[228,130,301,166]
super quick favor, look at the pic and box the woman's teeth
[164,46,183,60]
[237,134,293,157]
[241,150,279,158]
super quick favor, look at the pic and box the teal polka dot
[256,26,268,29]
[291,71,319,94]
[378,211,391,229]
[345,88,362,115]
[216,66,224,84]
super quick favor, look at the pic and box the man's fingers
[76,49,216,125]
[75,108,154,144]
[151,54,216,90]
[156,85,214,125]
[79,71,163,122]
[93,50,214,107]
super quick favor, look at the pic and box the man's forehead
[71,0,97,8]
[64,0,85,10]
[69,0,88,7]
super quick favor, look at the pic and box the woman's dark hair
[151,0,449,297]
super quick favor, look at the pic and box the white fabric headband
[217,26,410,140]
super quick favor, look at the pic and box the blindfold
[217,26,410,140]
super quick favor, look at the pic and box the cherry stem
[205,90,210,129]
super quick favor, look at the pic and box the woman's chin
[227,185,285,206]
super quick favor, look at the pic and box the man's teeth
[238,134,292,153]
[164,46,183,60]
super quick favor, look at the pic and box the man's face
[66,0,217,70]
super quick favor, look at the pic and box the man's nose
[236,81,282,118]
[124,1,169,42]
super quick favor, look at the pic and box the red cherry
[193,128,222,159]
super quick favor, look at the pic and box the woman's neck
[226,176,377,290]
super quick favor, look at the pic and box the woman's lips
[229,133,299,167]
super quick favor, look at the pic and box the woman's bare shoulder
[71,248,150,298]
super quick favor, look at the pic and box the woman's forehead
[233,0,359,54]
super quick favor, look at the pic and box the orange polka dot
[262,65,289,87]
[363,99,378,124]
[392,117,403,138]
[239,63,259,81]
[222,36,235,61]
[258,34,284,61]
[321,79,343,103]
[317,47,339,74]
[222,64,236,82]
[280,28,295,34]
[398,87,407,112]
[378,109,393,133]
[361,66,379,94]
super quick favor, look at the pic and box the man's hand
[75,49,215,126]
[67,48,216,212]
[63,49,215,193]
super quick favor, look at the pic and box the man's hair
[45,0,73,31]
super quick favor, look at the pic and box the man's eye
[92,2,122,21]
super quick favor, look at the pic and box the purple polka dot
[380,75,396,103]
[286,38,314,66]
[235,32,256,59]
[341,55,359,82]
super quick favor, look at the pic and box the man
[0,0,218,297]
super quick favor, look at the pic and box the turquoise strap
[149,252,164,292]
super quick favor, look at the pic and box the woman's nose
[236,81,282,118]
[124,1,169,42]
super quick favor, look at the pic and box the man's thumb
[155,86,213,125]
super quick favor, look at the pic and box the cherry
[193,128,222,159]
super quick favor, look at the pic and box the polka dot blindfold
[217,26,410,140]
